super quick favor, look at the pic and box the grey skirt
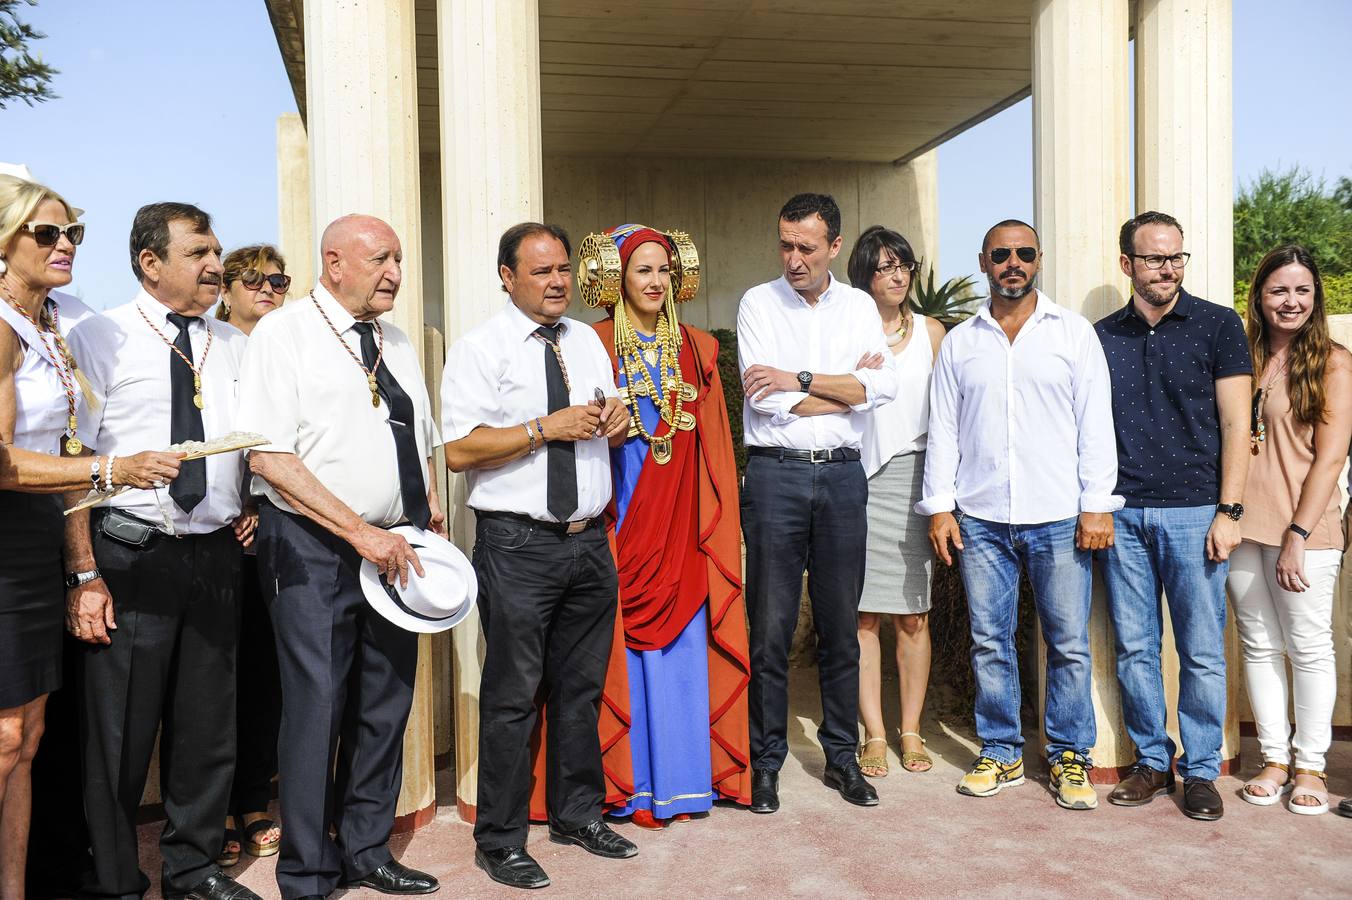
[859,450,934,615]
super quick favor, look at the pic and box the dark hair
[778,193,841,243]
[497,222,571,273]
[130,202,212,281]
[848,225,917,293]
[1245,244,1331,427]
[1119,210,1184,257]
[981,218,1039,252]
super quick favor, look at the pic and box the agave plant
[908,263,984,327]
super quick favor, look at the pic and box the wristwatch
[1289,522,1311,540]
[1216,503,1244,522]
[797,370,813,393]
[64,569,102,589]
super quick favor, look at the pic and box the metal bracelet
[524,421,537,454]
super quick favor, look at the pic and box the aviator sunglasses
[22,221,85,247]
[989,246,1038,264]
[239,268,292,293]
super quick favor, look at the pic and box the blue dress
[609,332,715,819]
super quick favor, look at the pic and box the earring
[221,300,231,317]
[0,255,7,275]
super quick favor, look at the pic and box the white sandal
[1288,768,1329,816]
[1240,761,1291,807]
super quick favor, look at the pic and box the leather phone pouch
[96,508,160,549]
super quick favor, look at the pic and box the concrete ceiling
[269,0,1033,163]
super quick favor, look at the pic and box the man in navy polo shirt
[1094,210,1252,821]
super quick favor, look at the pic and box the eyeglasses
[875,261,917,277]
[989,246,1038,264]
[239,269,292,294]
[1130,252,1191,270]
[22,221,85,247]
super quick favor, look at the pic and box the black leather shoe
[824,761,880,807]
[347,860,439,895]
[749,768,779,814]
[475,846,550,890]
[164,871,262,900]
[1182,778,1224,820]
[1336,797,1352,819]
[548,819,638,859]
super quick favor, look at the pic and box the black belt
[475,509,602,536]
[747,446,861,463]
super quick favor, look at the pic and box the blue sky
[4,0,1349,306]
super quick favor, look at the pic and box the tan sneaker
[1050,751,1098,810]
[957,756,1025,797]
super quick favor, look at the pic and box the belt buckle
[809,449,825,464]
[566,519,588,535]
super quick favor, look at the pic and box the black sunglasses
[240,269,292,293]
[23,221,85,247]
[989,246,1038,264]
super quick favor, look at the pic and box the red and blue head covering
[606,223,672,273]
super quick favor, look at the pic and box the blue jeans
[1098,505,1227,780]
[958,514,1095,764]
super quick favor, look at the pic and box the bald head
[319,214,403,320]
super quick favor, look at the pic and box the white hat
[358,525,477,633]
[0,162,85,218]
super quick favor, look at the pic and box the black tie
[536,324,577,522]
[165,313,206,512]
[352,322,431,530]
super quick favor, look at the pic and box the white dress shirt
[917,291,1123,524]
[0,289,97,454]
[736,274,899,451]
[441,300,619,522]
[862,312,934,477]
[70,290,248,533]
[235,284,438,528]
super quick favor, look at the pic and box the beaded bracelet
[533,418,546,443]
[523,421,537,454]
[102,455,115,493]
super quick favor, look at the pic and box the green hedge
[1232,272,1352,318]
[711,328,747,474]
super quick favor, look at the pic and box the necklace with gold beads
[614,302,695,464]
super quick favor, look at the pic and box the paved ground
[130,667,1352,899]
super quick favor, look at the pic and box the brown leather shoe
[1108,763,1176,807]
[1182,778,1224,820]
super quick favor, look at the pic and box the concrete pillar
[1134,0,1242,775]
[894,150,940,279]
[301,0,434,828]
[1032,0,1134,779]
[276,113,315,293]
[435,0,544,820]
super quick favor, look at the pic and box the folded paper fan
[63,431,271,515]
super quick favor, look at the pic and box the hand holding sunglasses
[239,268,292,294]
[988,246,1038,264]
[22,221,85,247]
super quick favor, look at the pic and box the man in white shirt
[919,219,1121,812]
[442,223,632,890]
[65,203,260,900]
[237,215,442,899]
[736,193,898,814]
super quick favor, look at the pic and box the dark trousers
[472,514,618,851]
[258,504,418,900]
[741,455,868,770]
[230,554,281,816]
[81,523,241,900]
[27,636,91,899]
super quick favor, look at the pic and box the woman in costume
[847,225,944,778]
[580,223,751,827]
[0,172,181,897]
[214,245,290,864]
[1228,245,1351,815]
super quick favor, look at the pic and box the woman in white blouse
[847,225,944,778]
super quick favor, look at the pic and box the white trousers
[1226,541,1341,771]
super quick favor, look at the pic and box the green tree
[0,0,56,109]
[1335,176,1352,213]
[1233,167,1352,281]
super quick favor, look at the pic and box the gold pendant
[679,381,697,402]
[651,437,672,464]
[369,374,381,407]
[642,347,659,367]
[675,410,696,431]
[65,436,83,455]
[193,393,205,410]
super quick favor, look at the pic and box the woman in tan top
[1227,245,1352,816]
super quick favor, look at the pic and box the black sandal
[243,817,281,858]
[215,827,241,867]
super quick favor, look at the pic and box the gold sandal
[858,737,889,778]
[899,731,932,773]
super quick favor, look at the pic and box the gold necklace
[614,297,695,464]
[2,287,85,453]
[310,292,384,407]
[884,313,910,347]
[137,302,213,409]
[1252,354,1291,454]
